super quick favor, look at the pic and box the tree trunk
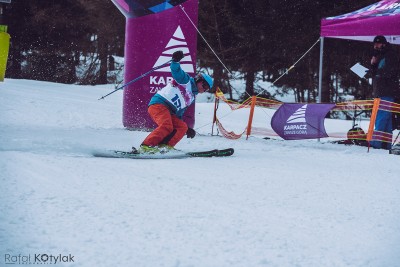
[7,44,22,78]
[322,65,331,103]
[245,69,255,97]
[213,65,223,92]
[97,36,108,84]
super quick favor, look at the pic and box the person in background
[134,50,213,154]
[368,35,400,149]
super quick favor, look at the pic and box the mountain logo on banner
[153,26,194,73]
[283,104,308,135]
[286,104,307,123]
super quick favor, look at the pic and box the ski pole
[98,60,172,100]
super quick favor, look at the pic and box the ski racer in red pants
[139,50,213,153]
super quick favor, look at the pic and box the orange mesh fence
[332,100,374,112]
[371,130,393,143]
[215,89,252,110]
[215,118,245,140]
[367,99,400,144]
[250,127,280,137]
[213,91,399,144]
[378,99,400,113]
[254,96,282,109]
[215,88,282,110]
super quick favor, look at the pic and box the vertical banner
[111,0,198,130]
[271,103,335,140]
[0,31,10,81]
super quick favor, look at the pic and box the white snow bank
[1,79,400,267]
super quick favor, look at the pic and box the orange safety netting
[332,100,374,111]
[215,89,252,110]
[378,99,400,113]
[215,88,282,110]
[215,118,245,140]
[371,130,393,143]
[213,89,399,144]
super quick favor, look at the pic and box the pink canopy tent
[318,0,400,102]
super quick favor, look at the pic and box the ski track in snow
[1,79,400,267]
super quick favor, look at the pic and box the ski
[93,148,234,159]
[186,148,234,157]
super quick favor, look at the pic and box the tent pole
[318,37,324,104]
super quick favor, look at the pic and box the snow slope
[1,79,400,267]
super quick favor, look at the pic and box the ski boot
[139,144,160,154]
[158,144,177,154]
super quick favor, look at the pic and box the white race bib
[157,81,195,111]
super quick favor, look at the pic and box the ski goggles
[201,80,210,91]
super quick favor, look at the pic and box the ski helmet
[196,73,213,89]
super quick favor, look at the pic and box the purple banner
[271,104,335,140]
[112,0,198,129]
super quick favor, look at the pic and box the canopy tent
[318,0,400,102]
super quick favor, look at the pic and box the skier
[135,50,213,154]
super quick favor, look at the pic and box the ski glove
[186,128,196,138]
[172,50,184,62]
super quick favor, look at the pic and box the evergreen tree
[5,0,124,84]
[5,0,386,102]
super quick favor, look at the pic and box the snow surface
[1,79,400,267]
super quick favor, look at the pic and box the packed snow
[1,79,400,267]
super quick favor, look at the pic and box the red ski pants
[142,104,188,147]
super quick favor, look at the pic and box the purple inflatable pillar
[111,0,199,130]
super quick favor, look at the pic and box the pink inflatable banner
[321,0,400,44]
[112,0,198,129]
